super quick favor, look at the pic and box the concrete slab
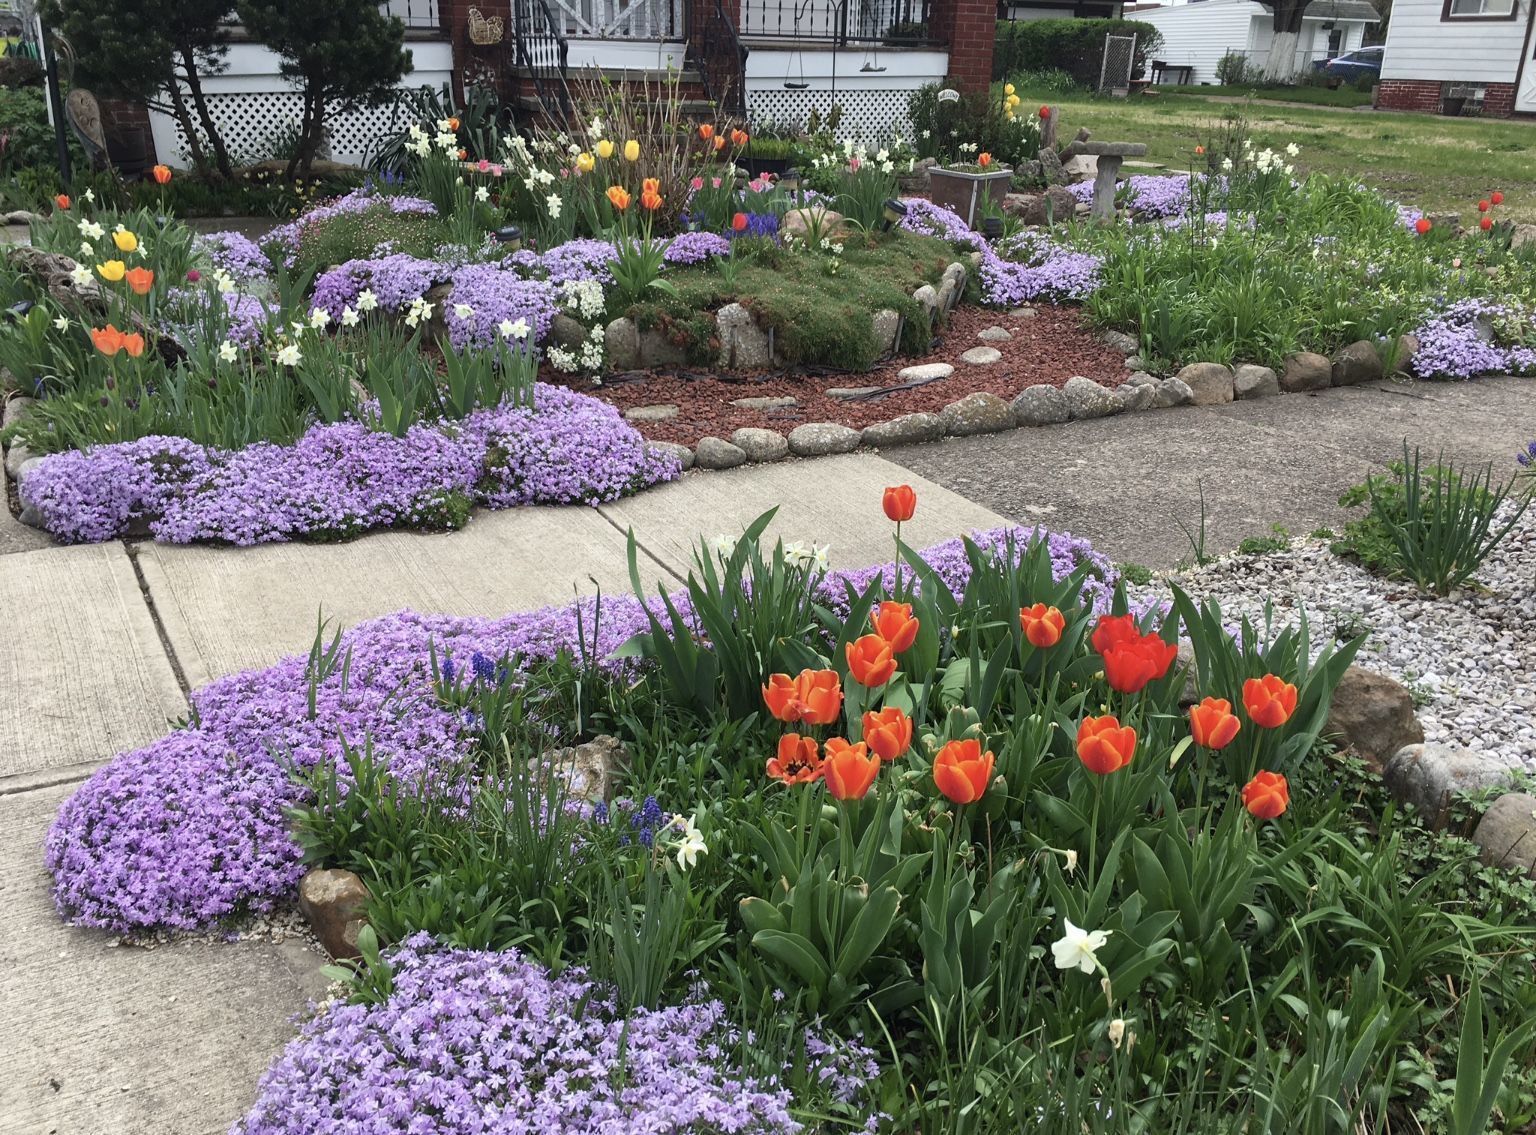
[0,544,186,779]
[0,782,323,1135]
[599,453,1012,573]
[0,503,52,555]
[136,505,675,688]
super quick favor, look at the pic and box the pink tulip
[477,159,490,172]
[691,176,704,190]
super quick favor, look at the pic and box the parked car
[1312,46,1384,82]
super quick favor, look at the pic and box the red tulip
[1076,715,1136,776]
[846,634,897,688]
[870,601,919,653]
[54,193,70,210]
[1481,216,1494,231]
[1019,603,1065,649]
[1414,217,1432,235]
[932,738,995,804]
[1242,674,1298,730]
[1039,105,1051,119]
[823,738,879,800]
[1100,634,1177,695]
[766,734,822,784]
[1242,770,1289,820]
[1089,613,1139,656]
[882,484,916,522]
[1188,697,1241,750]
[862,706,913,761]
[1491,191,1504,205]
[732,212,748,232]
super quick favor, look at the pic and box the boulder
[1324,666,1424,769]
[1381,743,1514,827]
[1472,793,1536,876]
[730,396,797,411]
[1390,333,1420,377]
[897,362,954,382]
[730,427,789,463]
[1061,154,1098,182]
[870,309,902,356]
[1010,306,1038,320]
[912,284,939,320]
[1100,329,1139,355]
[1175,362,1234,406]
[1280,351,1332,393]
[1117,382,1158,411]
[1331,340,1384,387]
[624,404,678,423]
[533,734,629,803]
[1124,370,1158,387]
[960,346,1002,366]
[1005,185,1077,226]
[1233,364,1280,399]
[861,413,943,449]
[782,206,845,239]
[1062,375,1123,420]
[547,312,589,353]
[1510,223,1536,251]
[939,392,1015,436]
[297,868,371,961]
[4,440,36,480]
[694,436,748,469]
[2,394,35,429]
[648,441,694,471]
[1012,384,1071,426]
[639,328,689,369]
[788,421,862,457]
[604,317,641,370]
[715,302,773,369]
[936,262,967,312]
[1037,146,1068,186]
[1153,377,1194,408]
[827,385,884,400]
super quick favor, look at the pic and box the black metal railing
[513,0,573,122]
[738,0,932,45]
[382,0,443,30]
[688,0,749,119]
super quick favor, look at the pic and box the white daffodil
[356,289,378,312]
[218,340,238,363]
[1221,157,1234,172]
[474,185,490,203]
[453,303,474,319]
[340,306,359,327]
[709,533,733,558]
[876,148,890,163]
[78,219,105,240]
[810,544,831,572]
[69,265,92,287]
[672,814,708,871]
[275,343,302,367]
[1108,1018,1127,1050]
[1052,919,1110,974]
[309,308,331,329]
[53,316,69,331]
[435,131,458,152]
[500,317,530,341]
[1285,142,1300,157]
[546,193,562,219]
[83,188,95,203]
[215,270,235,294]
[1063,848,1078,875]
[79,241,94,257]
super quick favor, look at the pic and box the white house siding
[1381,0,1526,83]
[745,48,949,140]
[1135,0,1263,83]
[148,39,454,170]
[1251,15,1366,69]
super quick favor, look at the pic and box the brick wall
[928,0,995,93]
[1378,78,1518,118]
[445,0,511,100]
[99,98,158,166]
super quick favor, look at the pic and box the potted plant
[741,136,800,179]
[928,150,1012,229]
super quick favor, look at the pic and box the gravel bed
[1165,504,1536,771]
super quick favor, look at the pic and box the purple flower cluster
[1410,298,1536,379]
[264,190,437,266]
[1517,439,1536,468]
[899,198,1101,305]
[164,289,276,347]
[312,254,449,319]
[195,230,273,281]
[663,231,732,264]
[446,266,560,349]
[21,385,680,546]
[512,238,619,288]
[233,933,870,1135]
[45,526,1113,933]
[1067,174,1193,220]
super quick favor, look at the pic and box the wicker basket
[468,7,505,45]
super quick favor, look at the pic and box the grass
[1011,82,1536,221]
[1156,83,1376,109]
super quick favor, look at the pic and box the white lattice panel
[747,86,917,142]
[167,92,411,168]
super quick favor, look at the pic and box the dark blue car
[1312,45,1384,82]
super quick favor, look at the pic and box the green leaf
[751,929,831,989]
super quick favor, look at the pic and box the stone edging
[2,393,45,529]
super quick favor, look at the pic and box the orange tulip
[1076,715,1136,776]
[714,135,726,152]
[766,733,823,785]
[55,193,71,210]
[642,177,660,195]
[882,484,916,522]
[846,634,897,688]
[124,267,155,296]
[1194,145,1206,155]
[606,185,631,211]
[640,188,663,211]
[1101,635,1178,695]
[977,152,992,168]
[1242,770,1289,820]
[447,116,460,131]
[933,738,995,804]
[699,124,715,140]
[861,706,912,761]
[1019,603,1065,649]
[89,324,126,356]
[1242,675,1298,730]
[731,128,749,147]
[823,738,879,800]
[870,601,919,653]
[761,668,843,726]
[1188,697,1241,750]
[151,164,172,185]
[122,331,145,358]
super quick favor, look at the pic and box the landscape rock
[861,412,944,449]
[730,395,797,411]
[788,421,862,456]
[2,394,35,429]
[1233,364,1280,399]
[648,441,694,471]
[936,262,968,312]
[1176,362,1235,406]
[960,346,1002,366]
[912,284,939,319]
[1510,223,1536,251]
[1117,382,1158,411]
[1062,375,1123,420]
[297,868,371,961]
[694,436,748,469]
[1124,370,1158,387]
[827,385,885,400]
[1472,793,1536,876]
[1331,340,1384,387]
[1381,742,1514,826]
[4,439,36,480]
[870,309,902,355]
[1324,666,1425,768]
[1061,154,1098,182]
[1153,377,1194,408]
[1100,329,1138,355]
[1390,333,1420,376]
[1037,146,1067,186]
[624,403,678,423]
[1005,185,1077,226]
[730,427,789,463]
[782,206,845,239]
[939,392,1015,436]
[1010,306,1037,319]
[604,317,641,370]
[547,312,589,353]
[896,362,954,382]
[1012,384,1072,426]
[1280,351,1332,393]
[535,734,628,803]
[715,302,773,369]
[639,328,689,369]
[977,325,1012,342]
[18,500,45,529]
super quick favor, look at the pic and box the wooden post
[1091,155,1122,220]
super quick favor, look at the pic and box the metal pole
[37,13,72,186]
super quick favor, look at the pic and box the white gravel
[1160,503,1536,771]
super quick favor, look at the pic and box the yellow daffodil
[1005,83,1015,96]
[575,151,595,173]
[596,139,614,159]
[623,139,640,162]
[96,259,126,282]
[112,229,139,253]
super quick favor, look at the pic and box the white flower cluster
[404,295,435,328]
[1229,138,1299,176]
[780,541,831,572]
[561,278,606,321]
[406,119,461,159]
[547,324,604,374]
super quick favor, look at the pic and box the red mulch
[544,304,1128,447]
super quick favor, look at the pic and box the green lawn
[1008,84,1536,221]
[1155,83,1375,109]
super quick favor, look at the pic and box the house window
[1443,0,1517,18]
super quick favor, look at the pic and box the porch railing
[382,0,443,30]
[513,0,574,119]
[541,0,685,39]
[689,0,749,117]
[738,0,933,44]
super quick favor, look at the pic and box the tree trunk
[179,46,233,178]
[1262,29,1302,83]
[285,91,322,181]
[161,81,212,175]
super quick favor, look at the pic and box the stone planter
[928,167,1013,229]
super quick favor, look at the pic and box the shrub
[907,83,1043,167]
[1216,50,1250,87]
[993,18,1165,86]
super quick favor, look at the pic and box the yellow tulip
[596,139,615,159]
[623,139,640,162]
[112,229,139,253]
[1005,83,1015,96]
[1007,93,1021,107]
[575,151,595,173]
[96,259,126,282]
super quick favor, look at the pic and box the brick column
[445,0,514,103]
[929,0,995,94]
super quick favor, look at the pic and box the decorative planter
[743,155,793,178]
[927,167,1013,229]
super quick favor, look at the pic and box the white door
[1520,13,1536,112]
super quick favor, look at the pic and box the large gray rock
[960,346,1002,366]
[936,262,968,312]
[1005,185,1077,226]
[2,394,35,429]
[716,302,774,369]
[694,436,748,469]
[1062,375,1123,420]
[1382,743,1514,827]
[1100,329,1138,355]
[297,868,371,961]
[1510,223,1536,251]
[1012,384,1071,426]
[648,441,694,471]
[788,421,862,456]
[870,309,902,356]
[897,362,954,382]
[4,439,36,479]
[1124,370,1158,387]
[1280,351,1332,393]
[1331,340,1384,387]
[1324,666,1424,769]
[1176,362,1234,406]
[730,427,789,463]
[939,392,1015,436]
[1390,333,1420,377]
[782,206,845,239]
[912,284,939,321]
[1233,364,1280,400]
[1153,377,1194,408]
[639,328,689,369]
[1117,382,1158,412]
[604,317,641,370]
[624,404,678,423]
[861,412,943,449]
[547,312,589,353]
[1472,793,1536,876]
[534,733,628,803]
